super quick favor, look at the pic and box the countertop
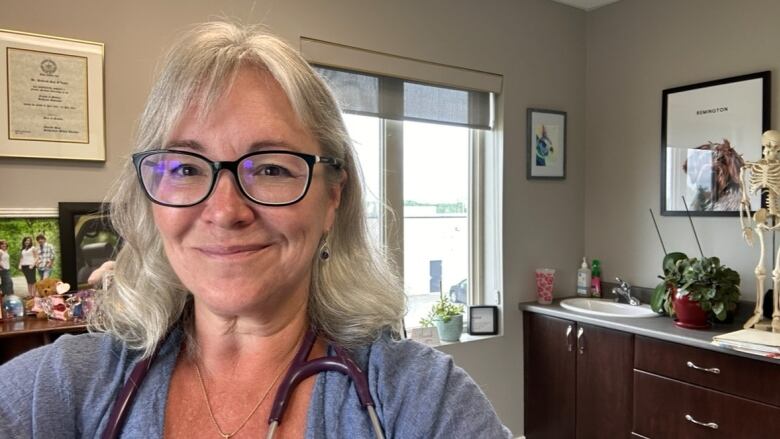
[519,298,780,364]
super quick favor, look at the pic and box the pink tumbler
[535,268,555,304]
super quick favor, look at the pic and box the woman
[18,236,38,296]
[0,240,12,296]
[0,22,511,438]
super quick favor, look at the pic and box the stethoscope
[101,328,385,439]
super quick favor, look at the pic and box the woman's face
[23,238,31,247]
[152,68,343,318]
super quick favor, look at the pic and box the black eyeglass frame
[132,149,344,208]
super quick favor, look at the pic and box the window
[314,61,501,331]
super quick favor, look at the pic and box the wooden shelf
[0,317,87,364]
[0,317,86,337]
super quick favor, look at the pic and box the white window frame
[301,37,504,330]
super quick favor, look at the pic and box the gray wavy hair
[92,21,405,358]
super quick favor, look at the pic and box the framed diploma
[0,29,105,161]
[468,305,499,335]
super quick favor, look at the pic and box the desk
[0,317,87,364]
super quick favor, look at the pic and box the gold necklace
[193,341,300,439]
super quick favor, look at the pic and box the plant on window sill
[420,294,465,342]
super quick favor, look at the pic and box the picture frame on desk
[58,202,120,291]
[468,305,499,336]
[0,208,61,288]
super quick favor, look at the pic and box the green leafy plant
[651,252,741,321]
[678,256,740,321]
[419,295,465,327]
[651,252,688,316]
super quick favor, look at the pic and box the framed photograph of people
[661,71,770,216]
[0,29,105,161]
[527,108,566,179]
[58,203,120,291]
[0,208,61,298]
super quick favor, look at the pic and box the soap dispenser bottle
[576,257,591,297]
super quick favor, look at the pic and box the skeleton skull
[761,130,780,161]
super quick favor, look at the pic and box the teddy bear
[26,278,70,319]
[35,278,61,297]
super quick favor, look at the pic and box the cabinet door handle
[566,325,573,352]
[685,414,719,429]
[577,327,585,355]
[686,361,721,374]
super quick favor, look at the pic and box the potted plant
[420,295,465,342]
[651,251,689,316]
[652,253,741,328]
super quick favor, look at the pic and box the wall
[1,0,588,434]
[586,0,779,300]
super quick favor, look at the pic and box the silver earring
[319,236,331,261]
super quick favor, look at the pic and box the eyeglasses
[132,149,344,207]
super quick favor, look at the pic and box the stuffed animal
[35,278,61,297]
[26,278,58,318]
[27,279,69,319]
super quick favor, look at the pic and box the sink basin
[560,298,659,318]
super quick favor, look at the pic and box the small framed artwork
[527,108,567,179]
[661,71,770,216]
[0,29,105,161]
[58,202,120,291]
[468,305,499,336]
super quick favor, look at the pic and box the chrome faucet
[612,277,640,306]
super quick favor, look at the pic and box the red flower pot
[673,291,710,329]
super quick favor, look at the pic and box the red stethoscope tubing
[101,328,385,439]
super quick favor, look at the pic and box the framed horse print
[661,71,770,216]
[527,108,567,179]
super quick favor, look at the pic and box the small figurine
[66,290,95,321]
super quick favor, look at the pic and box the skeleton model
[739,130,780,332]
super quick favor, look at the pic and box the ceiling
[551,0,622,11]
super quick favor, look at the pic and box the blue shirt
[36,243,55,269]
[0,328,512,438]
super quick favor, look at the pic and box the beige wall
[1,0,588,434]
[586,0,779,300]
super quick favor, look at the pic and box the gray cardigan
[0,328,512,438]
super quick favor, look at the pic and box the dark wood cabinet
[524,312,576,438]
[633,370,780,438]
[575,323,634,438]
[635,335,780,406]
[523,312,634,439]
[523,309,780,439]
[633,336,780,438]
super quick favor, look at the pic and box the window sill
[436,332,501,347]
[408,327,501,348]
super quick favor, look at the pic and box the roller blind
[314,65,494,129]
